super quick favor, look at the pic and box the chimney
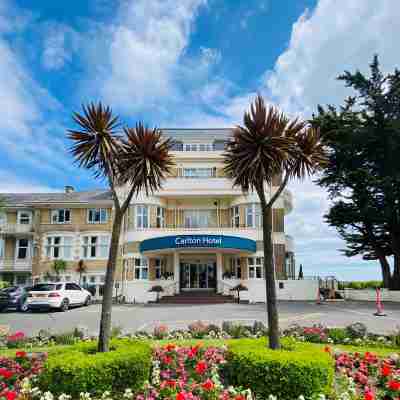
[65,185,74,194]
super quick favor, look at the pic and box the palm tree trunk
[98,211,123,352]
[257,184,280,349]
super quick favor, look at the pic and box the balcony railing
[0,223,33,235]
[0,258,32,271]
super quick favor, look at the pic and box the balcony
[285,234,294,253]
[0,258,32,271]
[0,223,33,235]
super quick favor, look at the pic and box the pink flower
[364,390,374,400]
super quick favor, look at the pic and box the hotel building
[0,129,315,303]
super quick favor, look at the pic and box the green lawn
[1,338,399,358]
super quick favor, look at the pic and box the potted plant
[230,283,248,303]
[148,285,164,303]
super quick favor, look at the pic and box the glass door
[180,261,216,290]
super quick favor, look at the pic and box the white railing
[0,258,32,271]
[0,223,33,235]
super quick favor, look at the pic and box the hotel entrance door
[180,261,216,290]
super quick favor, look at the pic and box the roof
[1,190,112,207]
[161,128,233,142]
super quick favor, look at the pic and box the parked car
[0,286,32,312]
[27,282,91,312]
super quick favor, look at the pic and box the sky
[1,0,399,281]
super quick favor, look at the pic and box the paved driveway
[1,301,399,336]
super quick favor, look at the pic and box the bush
[224,338,334,400]
[327,328,348,344]
[38,339,152,397]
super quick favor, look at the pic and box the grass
[1,338,398,358]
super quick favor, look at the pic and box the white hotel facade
[0,129,318,303]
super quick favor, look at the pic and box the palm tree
[224,95,326,349]
[68,103,174,352]
[76,260,87,285]
[52,259,67,280]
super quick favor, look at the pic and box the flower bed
[333,348,400,400]
[136,343,251,400]
[0,351,46,400]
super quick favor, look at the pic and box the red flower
[188,345,199,358]
[5,391,17,400]
[324,346,331,354]
[195,360,207,375]
[162,356,173,365]
[0,369,14,380]
[364,390,374,400]
[387,380,400,391]
[235,396,246,400]
[202,379,214,391]
[15,351,27,359]
[176,393,186,400]
[166,380,177,388]
[381,364,392,377]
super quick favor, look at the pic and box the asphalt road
[1,301,399,336]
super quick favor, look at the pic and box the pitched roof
[161,128,233,142]
[1,190,112,206]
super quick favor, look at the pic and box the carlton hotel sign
[175,236,223,247]
[140,234,257,253]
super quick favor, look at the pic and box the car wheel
[60,299,69,312]
[84,296,91,307]
[19,301,29,312]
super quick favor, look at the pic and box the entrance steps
[158,291,236,304]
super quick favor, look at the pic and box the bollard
[373,287,386,316]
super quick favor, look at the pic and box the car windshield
[30,284,62,291]
[1,286,19,293]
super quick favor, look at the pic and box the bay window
[136,205,149,228]
[82,235,110,259]
[184,210,215,228]
[245,204,262,228]
[46,236,73,259]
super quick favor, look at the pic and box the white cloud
[86,0,208,113]
[0,170,59,193]
[41,23,80,70]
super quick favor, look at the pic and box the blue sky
[1,0,399,281]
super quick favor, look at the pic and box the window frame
[81,234,110,259]
[45,235,73,260]
[16,238,30,260]
[17,211,32,225]
[156,207,165,228]
[87,208,108,224]
[231,206,240,228]
[245,203,262,228]
[51,209,71,224]
[136,205,149,229]
[248,257,264,279]
[229,257,242,279]
[134,257,149,280]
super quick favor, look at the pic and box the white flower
[390,353,399,362]
[41,392,54,400]
[318,394,326,400]
[268,395,278,400]
[79,393,92,400]
[58,394,71,400]
[123,388,133,399]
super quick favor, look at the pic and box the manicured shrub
[38,339,152,397]
[224,338,334,400]
[327,327,348,344]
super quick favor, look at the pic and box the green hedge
[224,338,334,400]
[38,339,152,397]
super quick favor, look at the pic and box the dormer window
[51,209,71,224]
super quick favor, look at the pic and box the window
[245,204,262,228]
[87,208,108,224]
[51,209,71,224]
[231,206,240,228]
[155,258,163,279]
[18,211,32,225]
[183,168,215,178]
[183,143,213,151]
[248,257,264,279]
[184,210,215,228]
[0,212,6,225]
[136,205,149,228]
[46,236,73,259]
[66,283,81,290]
[82,235,110,259]
[156,207,165,228]
[16,239,30,259]
[0,238,4,258]
[230,257,242,279]
[134,257,148,280]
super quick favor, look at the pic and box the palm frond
[67,102,122,180]
[117,123,175,196]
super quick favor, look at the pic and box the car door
[72,283,87,304]
[65,283,78,304]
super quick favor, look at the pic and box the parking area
[1,301,399,336]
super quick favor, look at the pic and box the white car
[27,282,92,312]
